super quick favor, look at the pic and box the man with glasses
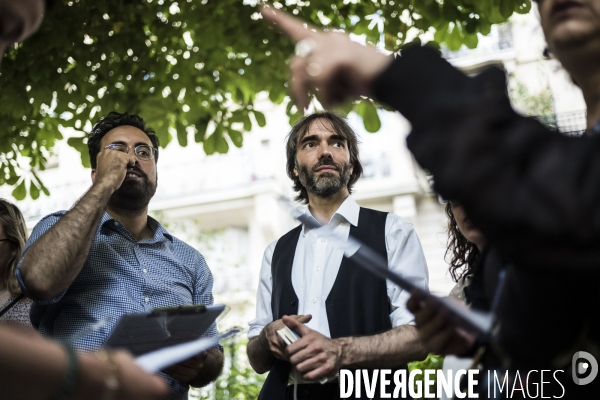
[16,111,224,400]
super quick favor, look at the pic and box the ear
[91,169,96,183]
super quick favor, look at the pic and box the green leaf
[228,128,243,148]
[433,23,449,43]
[243,113,252,132]
[442,1,459,21]
[194,118,210,143]
[334,101,355,117]
[176,119,188,147]
[501,0,516,19]
[12,180,26,201]
[203,132,216,155]
[516,0,532,14]
[253,110,266,127]
[463,33,479,49]
[446,24,463,51]
[268,89,286,105]
[479,19,492,36]
[215,133,229,153]
[356,100,381,133]
[30,180,40,200]
[67,136,91,168]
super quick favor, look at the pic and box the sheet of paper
[135,328,240,372]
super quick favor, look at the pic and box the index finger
[260,6,318,42]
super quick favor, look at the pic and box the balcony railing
[538,110,587,136]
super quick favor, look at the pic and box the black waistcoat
[259,208,409,400]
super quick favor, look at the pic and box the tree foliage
[0,0,531,198]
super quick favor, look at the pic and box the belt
[285,380,340,400]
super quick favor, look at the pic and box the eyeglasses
[104,143,157,161]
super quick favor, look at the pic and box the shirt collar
[100,212,174,243]
[302,195,359,235]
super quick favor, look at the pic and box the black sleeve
[373,45,600,271]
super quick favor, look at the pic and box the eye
[333,141,344,148]
[136,146,152,157]
[108,143,127,152]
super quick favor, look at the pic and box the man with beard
[247,111,429,400]
[16,111,224,400]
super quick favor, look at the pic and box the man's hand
[260,314,312,361]
[406,292,477,356]
[93,147,133,192]
[163,352,208,383]
[283,315,344,381]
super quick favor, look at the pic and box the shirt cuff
[390,306,416,327]
[247,326,263,339]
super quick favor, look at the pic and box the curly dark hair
[444,203,480,282]
[88,112,159,169]
[0,199,27,297]
[285,111,363,204]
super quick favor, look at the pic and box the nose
[317,143,333,159]
[127,152,138,167]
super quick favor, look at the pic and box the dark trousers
[285,381,340,400]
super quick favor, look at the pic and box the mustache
[126,166,149,181]
[311,158,341,172]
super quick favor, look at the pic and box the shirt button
[312,298,317,304]
[114,221,120,227]
[144,297,149,303]
[316,265,321,271]
[321,238,326,243]
[143,269,147,273]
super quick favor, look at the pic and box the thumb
[282,315,310,337]
[297,314,312,323]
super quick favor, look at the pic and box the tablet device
[104,304,226,356]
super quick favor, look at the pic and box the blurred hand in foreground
[406,291,477,356]
[260,6,392,109]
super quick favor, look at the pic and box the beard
[107,167,157,214]
[298,158,352,199]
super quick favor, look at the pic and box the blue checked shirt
[16,211,219,400]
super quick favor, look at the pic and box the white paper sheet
[135,328,240,372]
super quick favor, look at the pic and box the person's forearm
[20,182,113,300]
[189,347,224,388]
[336,325,427,369]
[247,332,275,374]
[0,324,66,399]
[0,324,110,400]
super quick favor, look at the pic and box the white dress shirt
[249,196,429,340]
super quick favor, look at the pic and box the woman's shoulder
[0,296,32,326]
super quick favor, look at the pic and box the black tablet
[104,304,226,356]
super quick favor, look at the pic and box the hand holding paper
[135,329,239,373]
[282,316,340,383]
